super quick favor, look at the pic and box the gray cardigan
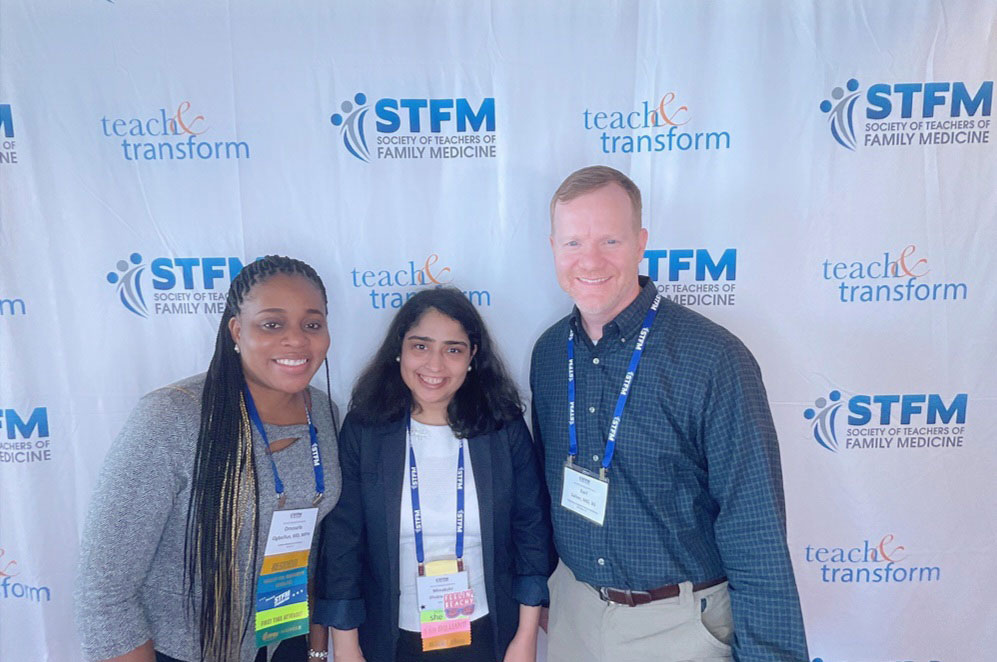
[75,374,341,662]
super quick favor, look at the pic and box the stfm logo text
[330,93,496,162]
[107,252,245,318]
[804,391,966,453]
[0,103,18,164]
[642,248,737,307]
[820,78,991,149]
[0,408,52,465]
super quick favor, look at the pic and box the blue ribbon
[567,294,661,473]
[407,417,465,572]
[243,386,325,506]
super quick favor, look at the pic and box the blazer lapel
[467,432,496,615]
[380,419,407,620]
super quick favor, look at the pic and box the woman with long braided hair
[76,255,342,662]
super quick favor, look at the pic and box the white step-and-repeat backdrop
[1,2,994,661]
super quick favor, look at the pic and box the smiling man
[530,166,809,662]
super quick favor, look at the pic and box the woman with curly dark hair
[314,287,553,662]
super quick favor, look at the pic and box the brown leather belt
[596,576,727,607]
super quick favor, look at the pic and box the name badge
[255,507,318,648]
[415,559,474,651]
[561,462,609,526]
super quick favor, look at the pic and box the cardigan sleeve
[74,386,197,661]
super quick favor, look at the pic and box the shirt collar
[570,276,658,342]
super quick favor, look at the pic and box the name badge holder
[408,418,476,651]
[244,387,325,648]
[561,295,661,526]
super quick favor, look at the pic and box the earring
[234,344,240,354]
[395,356,400,362]
[467,365,472,372]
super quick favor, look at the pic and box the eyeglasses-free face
[399,308,476,425]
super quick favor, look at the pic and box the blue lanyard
[407,417,465,574]
[567,294,661,477]
[243,387,325,508]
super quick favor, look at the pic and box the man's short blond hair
[549,165,642,231]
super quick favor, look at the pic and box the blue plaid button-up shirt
[530,277,808,661]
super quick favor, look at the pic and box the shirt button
[592,454,600,462]
[597,557,606,566]
[588,406,596,414]
[592,357,600,365]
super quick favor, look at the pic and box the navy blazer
[314,412,554,662]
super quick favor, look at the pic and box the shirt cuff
[313,597,366,630]
[513,574,550,607]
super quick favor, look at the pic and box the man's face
[550,182,648,324]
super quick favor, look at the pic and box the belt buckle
[599,587,642,607]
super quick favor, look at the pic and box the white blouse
[398,419,490,631]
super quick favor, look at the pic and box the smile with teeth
[274,358,308,367]
[578,276,609,284]
[418,374,446,386]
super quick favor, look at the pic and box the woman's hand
[308,623,330,660]
[333,651,366,662]
[330,627,366,662]
[503,604,541,662]
[502,631,538,662]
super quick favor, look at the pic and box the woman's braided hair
[183,255,332,661]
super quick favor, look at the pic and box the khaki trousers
[547,561,734,662]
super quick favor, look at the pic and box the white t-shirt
[398,419,490,631]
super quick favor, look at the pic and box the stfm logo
[0,408,48,439]
[1,407,52,465]
[330,93,495,162]
[643,249,735,282]
[642,249,737,307]
[106,252,245,318]
[820,78,992,149]
[804,391,966,452]
[1,103,17,165]
[0,104,12,138]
